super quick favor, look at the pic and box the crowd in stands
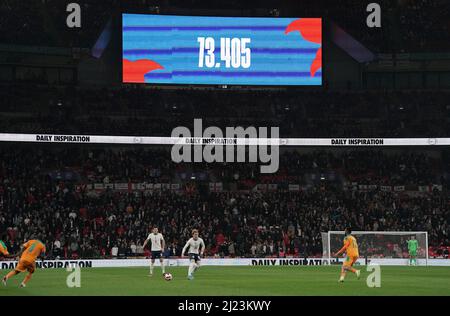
[0,145,448,260]
[0,0,114,47]
[0,0,449,263]
[0,1,47,46]
[1,85,450,138]
[0,0,448,52]
[398,0,450,52]
[330,0,450,52]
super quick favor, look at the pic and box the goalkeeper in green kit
[407,236,419,266]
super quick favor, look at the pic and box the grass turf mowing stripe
[0,266,449,296]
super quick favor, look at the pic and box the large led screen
[122,14,322,85]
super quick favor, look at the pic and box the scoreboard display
[122,14,322,86]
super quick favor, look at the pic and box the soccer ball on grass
[163,273,173,281]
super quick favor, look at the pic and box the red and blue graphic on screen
[122,14,322,86]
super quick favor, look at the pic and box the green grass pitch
[1,266,449,296]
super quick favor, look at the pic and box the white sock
[161,260,165,273]
[188,262,195,276]
[150,262,154,274]
[194,263,200,271]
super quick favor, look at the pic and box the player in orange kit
[0,234,10,257]
[334,227,361,282]
[2,238,46,288]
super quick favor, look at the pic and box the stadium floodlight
[322,231,428,266]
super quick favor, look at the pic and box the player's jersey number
[28,242,37,253]
[351,239,358,250]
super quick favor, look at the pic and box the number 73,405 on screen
[198,37,251,69]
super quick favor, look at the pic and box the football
[163,273,173,281]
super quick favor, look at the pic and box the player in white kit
[143,227,165,276]
[181,229,205,280]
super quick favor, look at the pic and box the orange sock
[5,270,18,280]
[22,273,32,285]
